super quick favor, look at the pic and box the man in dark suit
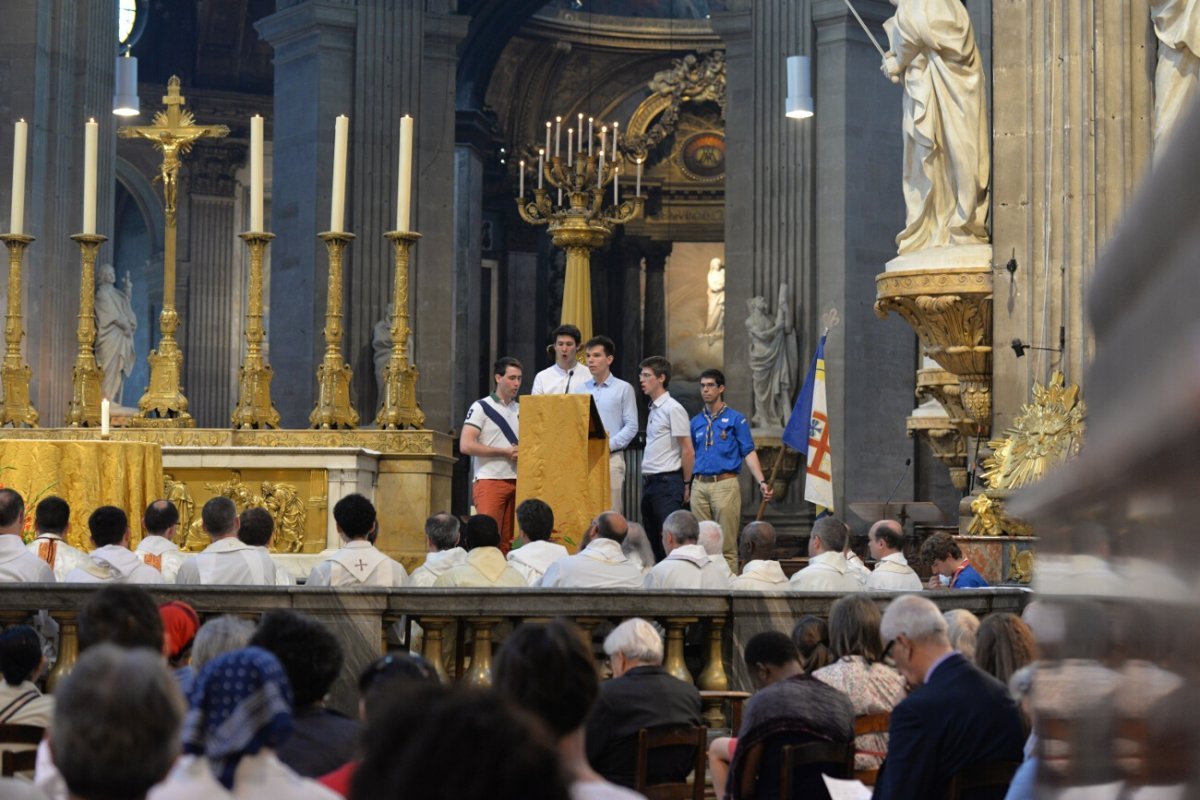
[874,595,1024,800]
[585,617,703,788]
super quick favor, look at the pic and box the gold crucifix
[119,76,229,427]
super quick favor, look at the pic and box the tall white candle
[597,151,604,188]
[588,117,594,157]
[613,166,619,205]
[636,159,643,196]
[250,115,264,232]
[577,114,583,149]
[396,114,414,232]
[537,148,544,190]
[519,159,525,197]
[544,121,551,159]
[101,398,111,436]
[554,116,562,158]
[612,121,619,157]
[330,114,349,232]
[10,120,27,235]
[82,118,98,235]
[599,126,607,159]
[567,129,574,167]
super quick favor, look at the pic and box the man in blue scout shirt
[689,369,773,571]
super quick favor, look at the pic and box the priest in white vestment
[507,498,568,586]
[644,511,729,590]
[864,520,923,592]
[409,513,468,587]
[177,497,278,586]
[433,515,526,588]
[789,517,864,593]
[698,521,734,584]
[134,499,187,583]
[307,494,407,587]
[541,512,643,589]
[236,509,294,587]
[25,496,87,582]
[731,521,788,591]
[66,506,164,585]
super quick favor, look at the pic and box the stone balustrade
[0,586,1030,726]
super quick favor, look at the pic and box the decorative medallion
[981,371,1086,491]
[679,131,725,182]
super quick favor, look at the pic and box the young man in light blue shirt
[577,336,639,514]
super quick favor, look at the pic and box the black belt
[644,470,682,480]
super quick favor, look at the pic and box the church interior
[2,0,1200,794]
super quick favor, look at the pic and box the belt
[694,472,738,483]
[644,470,682,479]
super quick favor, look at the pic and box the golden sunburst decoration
[981,371,1085,491]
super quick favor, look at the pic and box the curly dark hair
[249,610,343,710]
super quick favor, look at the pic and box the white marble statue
[703,257,725,337]
[745,284,797,430]
[372,304,394,398]
[1151,0,1200,150]
[881,0,990,256]
[95,263,137,405]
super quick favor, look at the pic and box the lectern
[516,395,610,553]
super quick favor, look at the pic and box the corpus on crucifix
[118,76,229,427]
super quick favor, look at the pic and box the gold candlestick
[375,230,424,430]
[310,231,359,430]
[65,233,107,428]
[231,231,280,429]
[0,234,38,427]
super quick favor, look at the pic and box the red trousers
[473,479,517,553]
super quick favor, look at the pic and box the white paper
[1058,782,1125,800]
[821,774,873,800]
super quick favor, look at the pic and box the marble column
[616,237,645,383]
[990,0,1153,430]
[453,123,485,425]
[642,244,667,359]
[1,0,117,425]
[184,142,246,428]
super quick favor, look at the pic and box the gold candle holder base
[65,233,107,428]
[128,311,195,428]
[0,233,38,428]
[231,231,280,429]
[376,230,424,430]
[310,231,359,430]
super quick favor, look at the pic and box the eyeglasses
[882,638,900,661]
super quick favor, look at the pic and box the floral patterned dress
[813,655,907,769]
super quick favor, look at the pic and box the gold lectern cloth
[516,395,609,553]
[0,440,163,551]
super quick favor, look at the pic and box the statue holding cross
[119,76,229,427]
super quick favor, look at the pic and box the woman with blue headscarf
[150,646,338,799]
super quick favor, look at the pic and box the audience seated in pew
[0,625,54,729]
[791,616,833,674]
[158,601,199,696]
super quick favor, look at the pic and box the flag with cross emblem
[782,332,834,515]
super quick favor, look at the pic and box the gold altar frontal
[0,429,453,568]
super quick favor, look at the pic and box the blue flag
[782,333,834,512]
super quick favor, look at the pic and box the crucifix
[119,76,229,427]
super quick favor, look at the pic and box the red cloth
[159,600,199,661]
[318,761,359,797]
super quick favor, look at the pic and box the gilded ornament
[0,234,38,427]
[65,234,107,428]
[625,52,726,159]
[310,232,360,430]
[1008,544,1035,585]
[182,471,308,553]
[981,371,1085,491]
[375,231,425,430]
[231,232,281,429]
[163,473,199,552]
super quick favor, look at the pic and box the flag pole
[756,325,832,522]
[842,0,888,58]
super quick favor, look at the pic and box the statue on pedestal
[372,304,394,400]
[95,263,137,406]
[702,257,725,338]
[881,0,990,255]
[1151,0,1200,150]
[745,284,797,430]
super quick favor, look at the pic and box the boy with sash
[460,356,522,553]
[307,493,407,587]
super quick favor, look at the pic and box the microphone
[884,458,912,508]
[563,369,574,394]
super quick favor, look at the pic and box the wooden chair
[778,740,855,798]
[946,760,1022,800]
[633,725,707,800]
[852,711,891,787]
[0,724,44,777]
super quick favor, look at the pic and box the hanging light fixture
[785,55,813,119]
[113,50,139,117]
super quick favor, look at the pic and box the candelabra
[376,230,424,430]
[65,233,106,427]
[310,231,359,430]
[0,233,38,427]
[231,232,280,429]
[516,115,644,343]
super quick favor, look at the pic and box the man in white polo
[638,355,693,564]
[460,356,522,554]
[865,519,923,591]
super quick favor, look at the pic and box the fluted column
[642,245,668,358]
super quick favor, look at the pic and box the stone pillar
[2,0,116,425]
[642,245,667,359]
[452,139,484,425]
[506,250,539,383]
[184,142,246,427]
[990,0,1153,430]
[616,237,645,382]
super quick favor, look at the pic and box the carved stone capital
[906,414,969,491]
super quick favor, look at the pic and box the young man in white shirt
[176,496,279,585]
[460,356,522,553]
[865,519,923,591]
[134,499,186,583]
[507,498,567,586]
[531,324,583,396]
[308,493,407,587]
[66,506,165,584]
[26,496,87,581]
[578,336,639,514]
[638,356,693,563]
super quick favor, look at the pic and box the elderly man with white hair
[698,520,733,583]
[644,510,729,590]
[585,618,703,789]
[873,595,1024,800]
